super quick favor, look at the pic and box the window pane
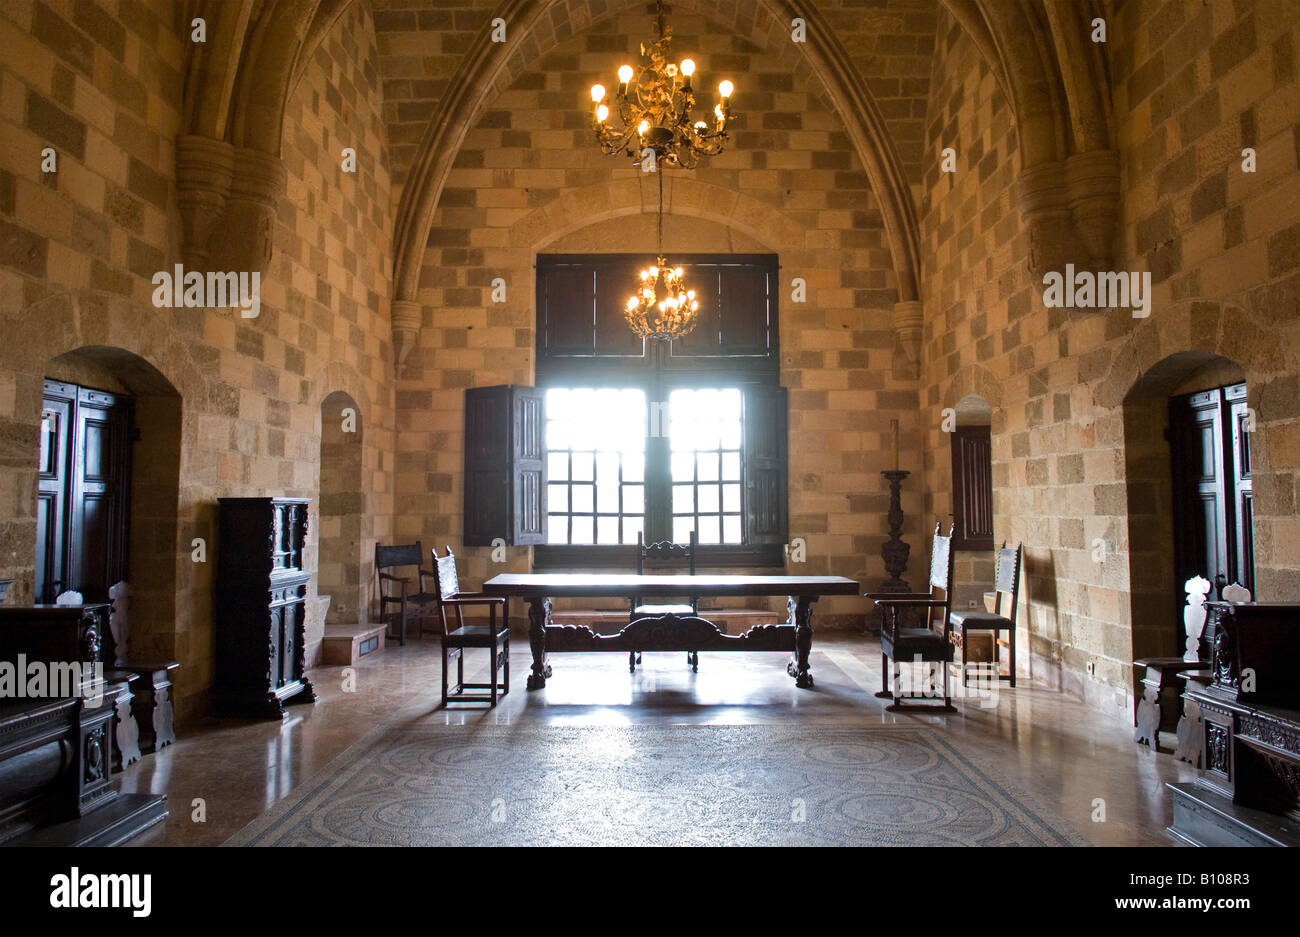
[623,484,644,514]
[698,484,719,513]
[721,451,740,480]
[671,451,695,481]
[622,451,644,482]
[623,516,644,545]
[547,420,569,450]
[571,452,594,481]
[548,452,569,481]
[722,483,741,513]
[673,484,694,514]
[723,515,742,543]
[721,420,742,449]
[570,517,594,544]
[548,519,569,544]
[548,484,568,512]
[697,455,719,482]
[596,516,620,544]
[572,485,593,514]
[697,516,721,545]
[597,478,619,513]
[673,516,696,543]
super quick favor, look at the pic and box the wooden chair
[629,530,698,672]
[867,523,957,711]
[949,541,1022,687]
[431,547,509,707]
[374,542,439,646]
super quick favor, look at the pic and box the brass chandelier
[586,1,736,340]
[624,168,699,341]
[587,0,736,170]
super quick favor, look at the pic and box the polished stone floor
[121,635,1195,846]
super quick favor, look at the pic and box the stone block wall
[919,0,1300,721]
[0,0,397,722]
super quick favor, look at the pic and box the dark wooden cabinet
[464,386,545,547]
[213,498,316,718]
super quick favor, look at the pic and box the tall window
[534,253,786,567]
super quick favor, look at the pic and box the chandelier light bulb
[674,267,683,277]
[596,104,609,122]
[650,265,659,277]
[591,83,605,103]
[719,79,734,98]
[618,64,634,84]
[680,58,695,77]
[714,103,725,121]
[694,121,707,131]
[638,119,650,135]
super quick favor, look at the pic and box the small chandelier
[588,0,736,169]
[624,170,699,341]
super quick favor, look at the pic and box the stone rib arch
[941,0,1118,278]
[391,0,924,370]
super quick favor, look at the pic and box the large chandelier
[587,0,736,170]
[624,169,699,341]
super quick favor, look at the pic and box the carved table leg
[526,597,553,690]
[784,595,816,689]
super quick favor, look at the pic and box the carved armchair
[866,523,957,711]
[431,547,509,707]
[375,542,438,646]
[629,530,698,672]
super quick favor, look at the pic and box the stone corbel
[175,137,286,278]
[391,299,422,376]
[891,300,923,380]
[176,135,235,270]
[1016,150,1120,283]
[1064,149,1120,270]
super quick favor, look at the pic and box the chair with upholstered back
[374,542,438,646]
[865,523,957,711]
[949,542,1022,687]
[431,547,509,707]
[629,530,699,672]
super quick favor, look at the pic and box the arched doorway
[1123,351,1252,662]
[40,346,182,663]
[318,391,364,624]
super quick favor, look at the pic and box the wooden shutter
[1225,383,1254,595]
[742,385,788,545]
[464,385,546,546]
[511,386,545,545]
[951,425,993,550]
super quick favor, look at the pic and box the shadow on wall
[1021,548,1058,690]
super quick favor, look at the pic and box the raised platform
[321,623,386,665]
[1167,782,1300,847]
[8,793,168,847]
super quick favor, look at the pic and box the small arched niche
[318,391,364,624]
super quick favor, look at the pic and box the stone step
[322,623,386,665]
[1167,781,1300,846]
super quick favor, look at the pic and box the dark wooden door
[36,380,133,603]
[950,425,994,550]
[1170,382,1252,607]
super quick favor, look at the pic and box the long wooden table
[481,573,860,690]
